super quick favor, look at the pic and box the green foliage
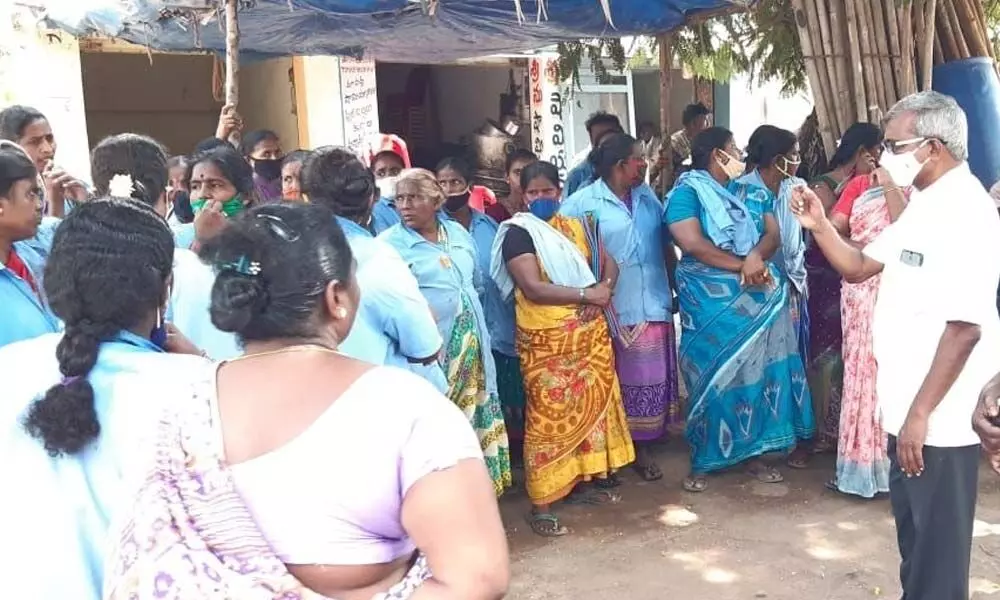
[556,39,628,87]
[555,0,999,94]
[555,0,805,93]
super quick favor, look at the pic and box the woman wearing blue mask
[0,198,209,600]
[436,156,527,463]
[562,132,679,483]
[380,168,512,497]
[665,126,814,493]
[491,161,634,537]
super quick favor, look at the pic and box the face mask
[191,194,245,218]
[445,190,471,212]
[171,190,194,223]
[377,175,399,199]
[716,151,746,180]
[252,158,282,181]
[775,156,802,179]
[879,142,929,188]
[528,197,560,221]
[150,307,168,349]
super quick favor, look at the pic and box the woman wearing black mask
[239,129,283,204]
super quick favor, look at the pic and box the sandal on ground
[563,488,622,506]
[824,479,840,493]
[593,472,622,489]
[526,512,569,537]
[682,474,708,493]
[746,464,784,484]
[786,450,810,470]
[632,461,664,482]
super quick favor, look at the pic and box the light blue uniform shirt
[447,210,517,357]
[563,160,596,198]
[0,331,210,600]
[0,218,61,348]
[380,218,497,396]
[371,196,401,235]
[336,216,447,392]
[166,248,242,360]
[170,220,196,249]
[562,179,674,325]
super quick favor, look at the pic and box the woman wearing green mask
[186,145,257,221]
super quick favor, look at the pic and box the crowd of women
[0,96,935,599]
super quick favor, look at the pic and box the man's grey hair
[885,91,968,161]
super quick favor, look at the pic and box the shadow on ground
[501,439,1000,599]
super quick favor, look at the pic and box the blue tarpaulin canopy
[43,0,748,63]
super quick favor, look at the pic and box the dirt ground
[500,441,1000,600]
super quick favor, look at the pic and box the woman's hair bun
[210,271,269,333]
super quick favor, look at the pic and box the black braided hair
[199,202,353,343]
[90,133,169,207]
[300,146,376,222]
[23,198,174,457]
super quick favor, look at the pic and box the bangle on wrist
[578,287,586,302]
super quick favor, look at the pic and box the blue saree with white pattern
[677,182,815,474]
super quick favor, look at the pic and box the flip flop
[563,488,622,506]
[633,461,664,482]
[786,456,809,470]
[824,479,840,492]
[526,512,569,537]
[683,474,708,493]
[593,472,622,489]
[747,464,784,484]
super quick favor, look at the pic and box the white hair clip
[108,173,135,198]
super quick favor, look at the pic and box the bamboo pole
[885,0,905,102]
[871,0,897,106]
[791,0,837,156]
[944,0,971,58]
[657,33,674,197]
[861,0,891,111]
[826,0,852,135]
[855,0,882,117]
[920,0,938,89]
[935,0,960,61]
[844,0,867,121]
[810,0,843,135]
[971,0,995,59]
[801,0,840,136]
[224,0,241,146]
[898,0,916,96]
[952,0,988,57]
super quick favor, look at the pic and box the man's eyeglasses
[882,136,942,155]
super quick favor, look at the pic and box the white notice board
[339,58,380,158]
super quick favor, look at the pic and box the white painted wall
[0,7,90,182]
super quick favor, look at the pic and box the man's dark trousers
[888,435,980,600]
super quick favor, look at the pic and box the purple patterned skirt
[612,321,681,442]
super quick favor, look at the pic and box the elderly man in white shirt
[791,91,1000,600]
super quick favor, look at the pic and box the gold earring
[334,306,347,319]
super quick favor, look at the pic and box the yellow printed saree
[514,215,634,505]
